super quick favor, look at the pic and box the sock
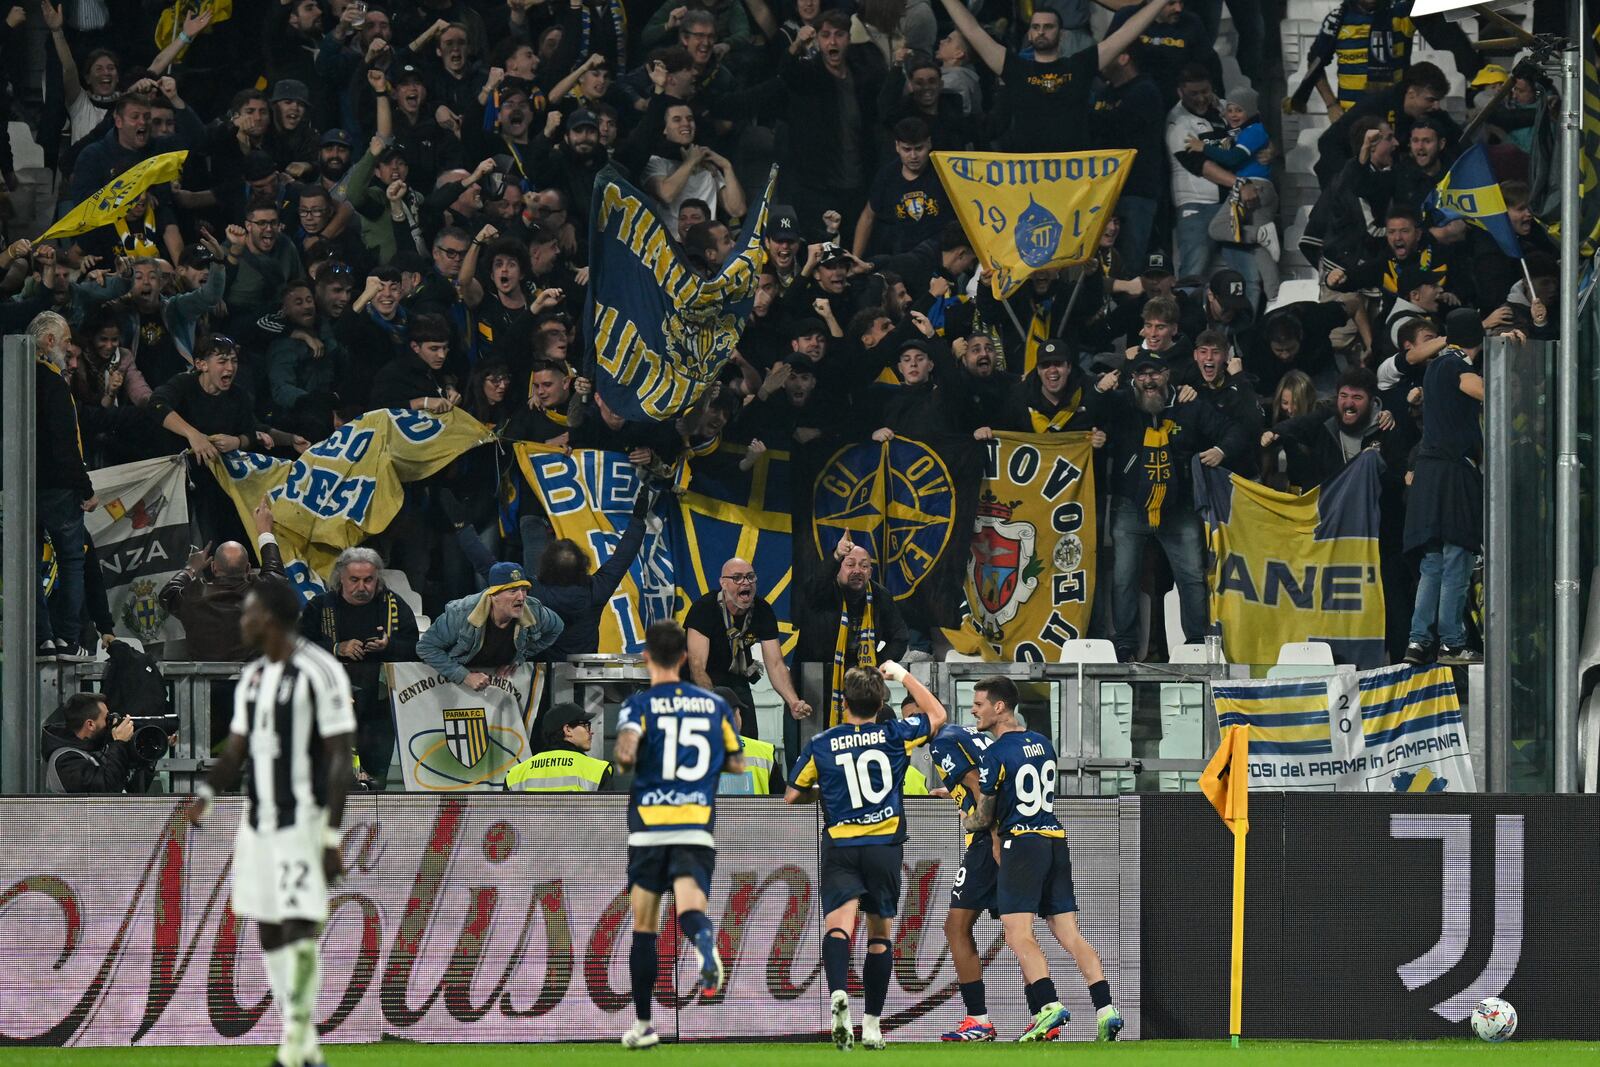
[679,909,715,965]
[262,945,297,1067]
[1089,979,1113,1011]
[290,940,322,1065]
[822,929,852,996]
[863,939,892,1018]
[629,932,659,1023]
[1025,977,1058,1015]
[959,980,988,1019]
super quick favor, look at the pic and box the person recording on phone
[299,546,419,790]
[40,692,172,794]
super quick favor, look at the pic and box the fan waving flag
[1426,144,1522,258]
[39,151,189,242]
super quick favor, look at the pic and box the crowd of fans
[25,0,1566,785]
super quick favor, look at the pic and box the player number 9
[1014,762,1056,817]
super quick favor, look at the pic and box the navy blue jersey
[791,715,932,846]
[928,724,994,817]
[617,682,741,848]
[979,729,1064,837]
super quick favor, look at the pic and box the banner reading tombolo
[85,454,191,647]
[944,432,1096,661]
[210,409,494,598]
[0,797,1137,1046]
[586,165,775,421]
[1193,450,1386,668]
[387,663,542,791]
[1210,663,1477,792]
[931,150,1135,299]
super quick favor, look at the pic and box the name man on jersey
[786,662,948,1050]
[614,620,744,1049]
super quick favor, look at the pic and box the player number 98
[1014,762,1056,817]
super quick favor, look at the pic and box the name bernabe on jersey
[829,728,889,752]
[650,695,719,715]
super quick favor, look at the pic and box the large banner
[210,409,494,597]
[85,454,191,646]
[931,150,1135,299]
[944,432,1096,661]
[1194,450,1387,668]
[669,443,796,653]
[386,663,543,791]
[0,797,1137,1045]
[41,150,188,241]
[586,165,775,422]
[513,443,675,654]
[1211,663,1477,792]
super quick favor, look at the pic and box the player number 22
[660,716,713,780]
[1015,762,1056,817]
[837,749,894,808]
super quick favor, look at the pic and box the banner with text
[386,663,542,791]
[85,454,191,646]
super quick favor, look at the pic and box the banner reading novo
[0,797,1137,1046]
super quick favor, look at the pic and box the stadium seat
[381,569,426,620]
[1168,642,1215,664]
[1098,680,1135,795]
[1158,682,1206,791]
[1276,641,1334,665]
[943,649,988,663]
[1058,639,1118,664]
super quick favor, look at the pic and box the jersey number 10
[660,717,712,780]
[1015,762,1057,816]
[837,750,894,808]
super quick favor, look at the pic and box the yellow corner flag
[931,150,1135,299]
[1199,724,1250,1045]
[38,151,189,244]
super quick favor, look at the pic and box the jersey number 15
[660,717,712,780]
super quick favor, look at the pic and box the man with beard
[267,278,349,440]
[1391,114,1451,214]
[748,355,834,446]
[1327,204,1453,322]
[224,198,306,329]
[67,80,204,207]
[314,129,356,197]
[1172,330,1261,474]
[684,558,811,735]
[532,108,609,222]
[267,0,327,98]
[1260,366,1400,489]
[1099,352,1251,660]
[942,330,1018,439]
[299,546,420,789]
[798,534,909,727]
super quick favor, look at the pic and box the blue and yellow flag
[1427,144,1522,259]
[41,150,189,242]
[209,409,495,599]
[668,444,797,654]
[931,151,1135,299]
[586,165,775,422]
[513,443,676,653]
[1193,450,1386,668]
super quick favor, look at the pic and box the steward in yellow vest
[714,686,786,795]
[506,701,614,792]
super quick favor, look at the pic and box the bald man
[684,557,810,738]
[159,496,288,661]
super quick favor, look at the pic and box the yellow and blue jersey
[1308,0,1414,107]
[979,730,1064,838]
[792,716,932,846]
[928,724,994,819]
[618,682,741,848]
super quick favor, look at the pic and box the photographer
[39,692,168,793]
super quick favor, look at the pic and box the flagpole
[1555,3,1584,792]
[1230,821,1246,1047]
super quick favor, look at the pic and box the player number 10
[1015,762,1056,816]
[837,749,894,808]
[660,717,713,780]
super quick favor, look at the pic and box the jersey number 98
[1015,761,1056,816]
[659,717,712,780]
[837,749,893,808]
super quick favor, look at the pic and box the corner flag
[1199,723,1250,1045]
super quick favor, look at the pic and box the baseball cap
[1445,306,1485,348]
[1470,63,1510,88]
[1394,261,1442,298]
[1209,268,1250,313]
[319,128,354,148]
[787,316,828,341]
[270,79,309,105]
[1142,249,1173,277]
[180,243,215,269]
[566,108,599,131]
[782,353,819,373]
[768,205,801,241]
[1035,338,1072,365]
[242,151,277,183]
[485,561,532,596]
[1129,351,1167,375]
[543,701,595,735]
[711,685,750,717]
[499,77,535,101]
[391,62,426,85]
[817,244,851,268]
[897,337,932,357]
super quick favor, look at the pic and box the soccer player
[966,676,1123,1042]
[786,663,947,1050]
[929,717,999,1040]
[185,580,355,1067]
[614,620,745,1049]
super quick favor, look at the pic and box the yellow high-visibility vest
[506,749,611,792]
[719,735,774,794]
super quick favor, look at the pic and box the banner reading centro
[1193,450,1386,668]
[944,431,1097,661]
[210,408,495,598]
[387,663,542,791]
[586,164,775,422]
[932,150,1135,299]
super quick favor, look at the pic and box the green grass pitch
[4,1042,1598,1066]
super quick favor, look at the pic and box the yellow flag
[1199,725,1250,836]
[931,150,1135,299]
[39,151,189,243]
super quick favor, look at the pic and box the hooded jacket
[417,588,565,683]
[39,723,134,793]
[1270,396,1389,489]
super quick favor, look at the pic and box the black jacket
[40,724,135,793]
[528,502,649,659]
[37,361,93,500]
[796,572,909,665]
[368,351,450,412]
[1100,385,1253,519]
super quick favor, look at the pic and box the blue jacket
[417,589,565,683]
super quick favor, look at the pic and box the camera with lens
[109,711,178,764]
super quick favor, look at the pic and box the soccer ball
[1471,997,1518,1042]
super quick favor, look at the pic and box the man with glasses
[684,558,810,738]
[291,185,368,271]
[224,197,305,330]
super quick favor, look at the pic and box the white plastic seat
[1058,639,1119,665]
[1277,641,1334,665]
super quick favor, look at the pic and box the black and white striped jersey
[231,639,357,831]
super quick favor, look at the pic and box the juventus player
[186,580,355,1067]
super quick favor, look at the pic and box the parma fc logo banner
[944,432,1096,661]
[809,434,982,618]
[513,443,676,654]
[210,409,495,598]
[587,165,775,422]
[1194,450,1386,668]
[1212,663,1477,792]
[387,662,544,791]
[86,454,191,646]
[669,443,797,654]
[932,151,1135,299]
